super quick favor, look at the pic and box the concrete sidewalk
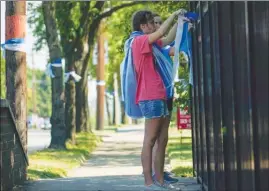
[21,125,201,191]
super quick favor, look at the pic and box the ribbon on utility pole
[1,38,27,57]
[96,80,105,86]
[1,15,28,57]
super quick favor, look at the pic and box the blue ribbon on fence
[177,12,198,85]
[184,12,199,21]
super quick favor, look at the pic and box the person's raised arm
[161,23,178,46]
[148,9,186,44]
[162,16,191,46]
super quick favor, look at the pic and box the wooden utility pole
[32,48,36,114]
[5,1,27,152]
[96,22,105,130]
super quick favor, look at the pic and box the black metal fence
[190,2,268,191]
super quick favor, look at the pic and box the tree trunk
[75,21,102,133]
[5,1,27,152]
[121,102,127,124]
[58,2,142,133]
[112,97,116,125]
[118,74,128,125]
[106,94,112,126]
[132,119,138,124]
[42,2,66,149]
[74,40,92,133]
[65,56,77,144]
[75,75,91,132]
[65,80,76,144]
[75,18,104,132]
[113,73,120,125]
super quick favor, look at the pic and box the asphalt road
[27,129,51,154]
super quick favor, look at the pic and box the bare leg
[154,116,170,184]
[142,117,162,186]
[152,140,158,173]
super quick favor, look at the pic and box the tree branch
[80,1,143,77]
[77,2,91,37]
[56,2,77,54]
[74,1,104,48]
[94,1,105,11]
[97,2,142,20]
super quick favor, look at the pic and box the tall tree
[42,2,67,148]
[29,1,148,134]
[55,1,142,133]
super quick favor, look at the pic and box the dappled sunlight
[24,174,200,191]
[169,150,192,161]
[1,1,266,191]
[27,133,100,180]
[27,168,66,180]
[21,124,202,190]
[84,153,141,167]
[29,160,77,169]
[167,128,194,177]
[24,175,147,191]
[171,160,193,167]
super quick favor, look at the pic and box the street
[27,129,51,154]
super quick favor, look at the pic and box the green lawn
[28,132,101,180]
[167,128,193,177]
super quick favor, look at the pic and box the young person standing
[130,9,186,190]
[151,13,179,185]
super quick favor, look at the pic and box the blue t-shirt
[162,40,175,59]
[162,46,172,58]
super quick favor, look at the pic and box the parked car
[27,114,43,129]
[41,118,51,130]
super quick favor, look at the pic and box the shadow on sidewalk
[20,174,200,191]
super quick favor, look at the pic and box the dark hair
[132,10,153,31]
[152,13,160,18]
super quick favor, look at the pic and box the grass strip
[27,132,101,180]
[167,128,193,177]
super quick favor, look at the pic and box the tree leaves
[28,2,46,51]
[105,1,189,104]
[0,57,6,98]
[28,1,190,110]
[174,52,190,110]
[26,68,51,117]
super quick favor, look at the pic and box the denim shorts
[138,99,169,119]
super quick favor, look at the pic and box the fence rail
[190,2,268,191]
